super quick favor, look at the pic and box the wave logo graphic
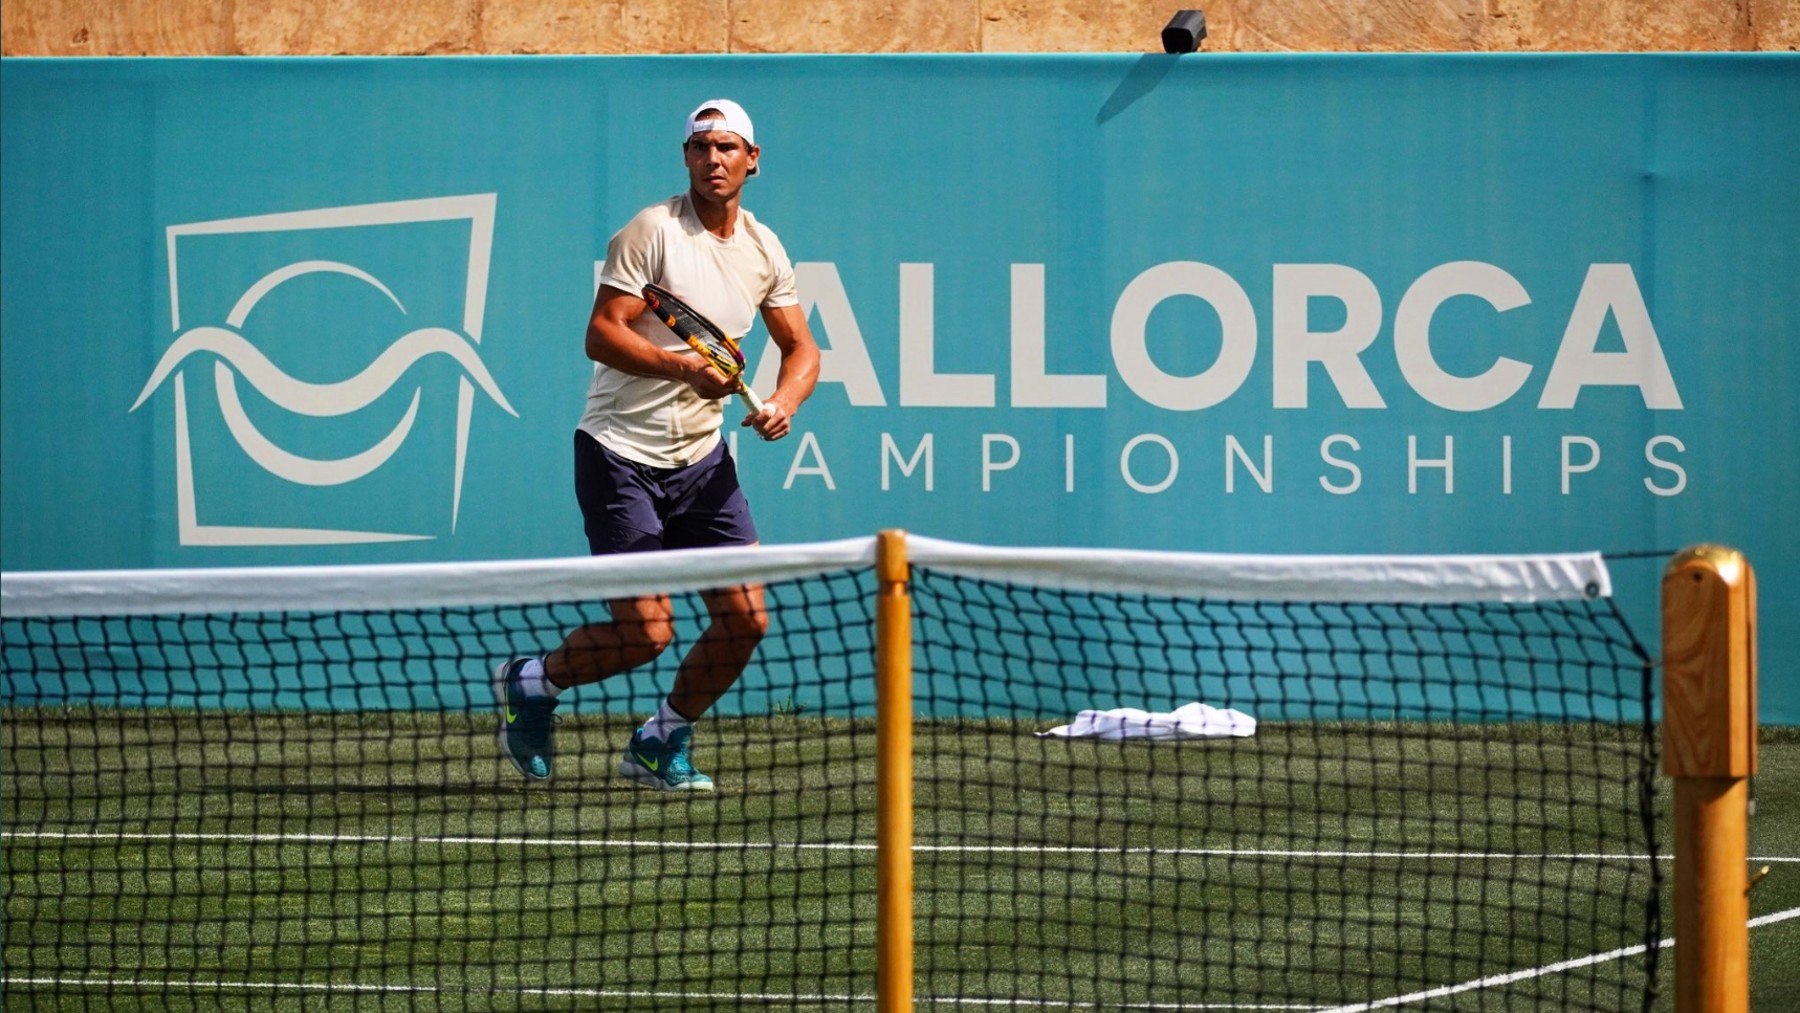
[130,195,517,546]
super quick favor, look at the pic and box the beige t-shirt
[580,193,799,468]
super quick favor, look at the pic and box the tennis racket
[641,283,767,415]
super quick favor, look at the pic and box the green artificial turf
[3,712,1794,1012]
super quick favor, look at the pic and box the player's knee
[716,606,769,644]
[639,618,678,654]
[619,617,677,665]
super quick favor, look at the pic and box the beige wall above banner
[3,0,1797,56]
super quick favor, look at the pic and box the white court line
[1,979,870,1003]
[1,829,872,851]
[1313,906,1800,1013]
[0,977,1317,1010]
[7,830,1798,864]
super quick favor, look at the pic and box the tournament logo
[130,195,516,546]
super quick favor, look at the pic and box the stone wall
[4,0,1796,55]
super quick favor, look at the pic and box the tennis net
[0,534,1660,1011]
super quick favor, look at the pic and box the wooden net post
[875,529,914,1013]
[1662,545,1757,1013]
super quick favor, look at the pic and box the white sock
[640,698,693,742]
[516,657,563,699]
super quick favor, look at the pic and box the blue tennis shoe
[493,658,558,781]
[619,726,714,792]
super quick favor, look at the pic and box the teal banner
[3,55,1796,720]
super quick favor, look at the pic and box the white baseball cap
[685,98,758,175]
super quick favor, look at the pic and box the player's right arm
[586,285,736,400]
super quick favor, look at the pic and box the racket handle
[737,383,767,416]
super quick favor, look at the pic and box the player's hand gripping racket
[641,283,767,416]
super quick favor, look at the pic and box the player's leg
[619,440,762,791]
[619,585,767,793]
[669,583,769,718]
[546,594,676,688]
[495,432,672,781]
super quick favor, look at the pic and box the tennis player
[494,98,820,787]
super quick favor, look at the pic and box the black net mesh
[909,567,1660,1012]
[2,550,1660,1011]
[3,570,879,1011]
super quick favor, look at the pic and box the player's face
[684,130,758,204]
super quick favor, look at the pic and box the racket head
[642,283,746,374]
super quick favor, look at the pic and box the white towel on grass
[1036,702,1256,740]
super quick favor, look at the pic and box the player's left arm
[744,303,819,442]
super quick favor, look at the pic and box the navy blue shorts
[573,431,759,555]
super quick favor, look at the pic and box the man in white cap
[492,99,820,789]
